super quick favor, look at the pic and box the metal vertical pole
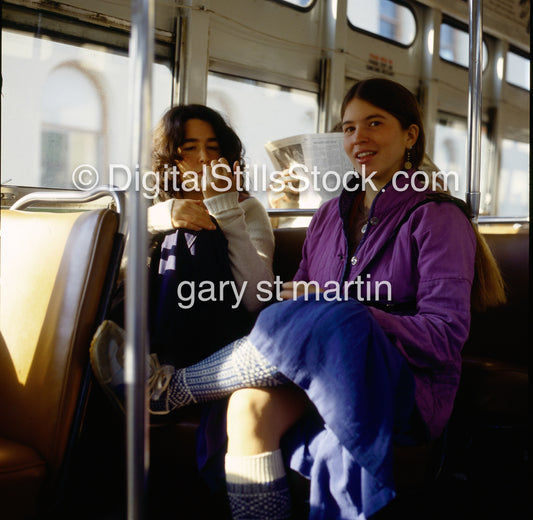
[126,1,153,519]
[466,0,483,223]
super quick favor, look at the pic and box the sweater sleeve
[147,199,175,234]
[203,192,275,313]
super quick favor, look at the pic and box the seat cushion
[0,436,47,519]
[456,356,528,422]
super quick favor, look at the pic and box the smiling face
[342,98,419,192]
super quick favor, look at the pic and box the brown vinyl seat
[0,207,121,519]
[450,230,529,429]
[442,229,529,514]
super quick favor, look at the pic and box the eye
[369,120,381,127]
[343,126,355,134]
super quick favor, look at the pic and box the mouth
[355,151,377,162]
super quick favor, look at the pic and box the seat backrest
[272,226,529,365]
[0,208,120,479]
[272,227,307,282]
[463,231,529,366]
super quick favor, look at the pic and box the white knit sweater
[147,192,275,313]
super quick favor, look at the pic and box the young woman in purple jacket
[91,78,505,520]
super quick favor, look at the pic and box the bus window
[1,29,172,190]
[433,114,491,213]
[347,0,416,47]
[498,139,529,217]
[440,21,489,70]
[506,49,530,90]
[41,66,104,188]
[207,72,318,208]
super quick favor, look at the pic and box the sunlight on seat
[0,212,79,385]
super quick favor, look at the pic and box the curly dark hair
[152,104,245,198]
[341,78,425,170]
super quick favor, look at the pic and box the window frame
[267,0,317,13]
[346,0,418,49]
[0,3,173,61]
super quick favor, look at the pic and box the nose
[197,146,209,164]
[352,127,368,145]
[345,127,367,149]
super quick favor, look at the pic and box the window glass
[41,66,104,187]
[1,29,172,189]
[347,0,416,46]
[506,51,530,90]
[207,72,318,216]
[433,115,491,214]
[497,139,529,217]
[439,22,488,69]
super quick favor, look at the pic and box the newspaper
[265,133,354,208]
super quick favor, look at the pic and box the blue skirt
[198,296,418,519]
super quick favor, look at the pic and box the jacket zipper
[340,184,386,283]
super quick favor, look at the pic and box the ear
[406,124,419,148]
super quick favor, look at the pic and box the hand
[202,158,238,199]
[267,168,300,209]
[170,199,216,231]
[279,281,321,300]
[175,158,202,193]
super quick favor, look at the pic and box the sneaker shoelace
[148,354,175,401]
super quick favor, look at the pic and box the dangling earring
[404,148,412,170]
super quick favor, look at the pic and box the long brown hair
[471,228,507,311]
[152,104,245,198]
[341,78,506,311]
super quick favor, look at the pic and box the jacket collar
[338,171,432,276]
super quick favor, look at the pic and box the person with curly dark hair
[110,105,274,369]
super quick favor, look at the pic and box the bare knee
[226,386,309,456]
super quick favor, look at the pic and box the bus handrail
[466,0,483,223]
[126,1,153,519]
[266,208,529,226]
[10,186,126,235]
[267,208,317,217]
[478,216,529,225]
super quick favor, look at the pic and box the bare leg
[227,386,310,456]
[224,386,310,520]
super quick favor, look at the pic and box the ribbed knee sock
[150,336,287,413]
[225,450,291,520]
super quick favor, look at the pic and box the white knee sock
[225,450,291,520]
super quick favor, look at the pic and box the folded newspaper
[265,133,444,211]
[265,133,354,208]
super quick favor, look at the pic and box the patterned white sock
[225,450,291,520]
[149,336,288,413]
